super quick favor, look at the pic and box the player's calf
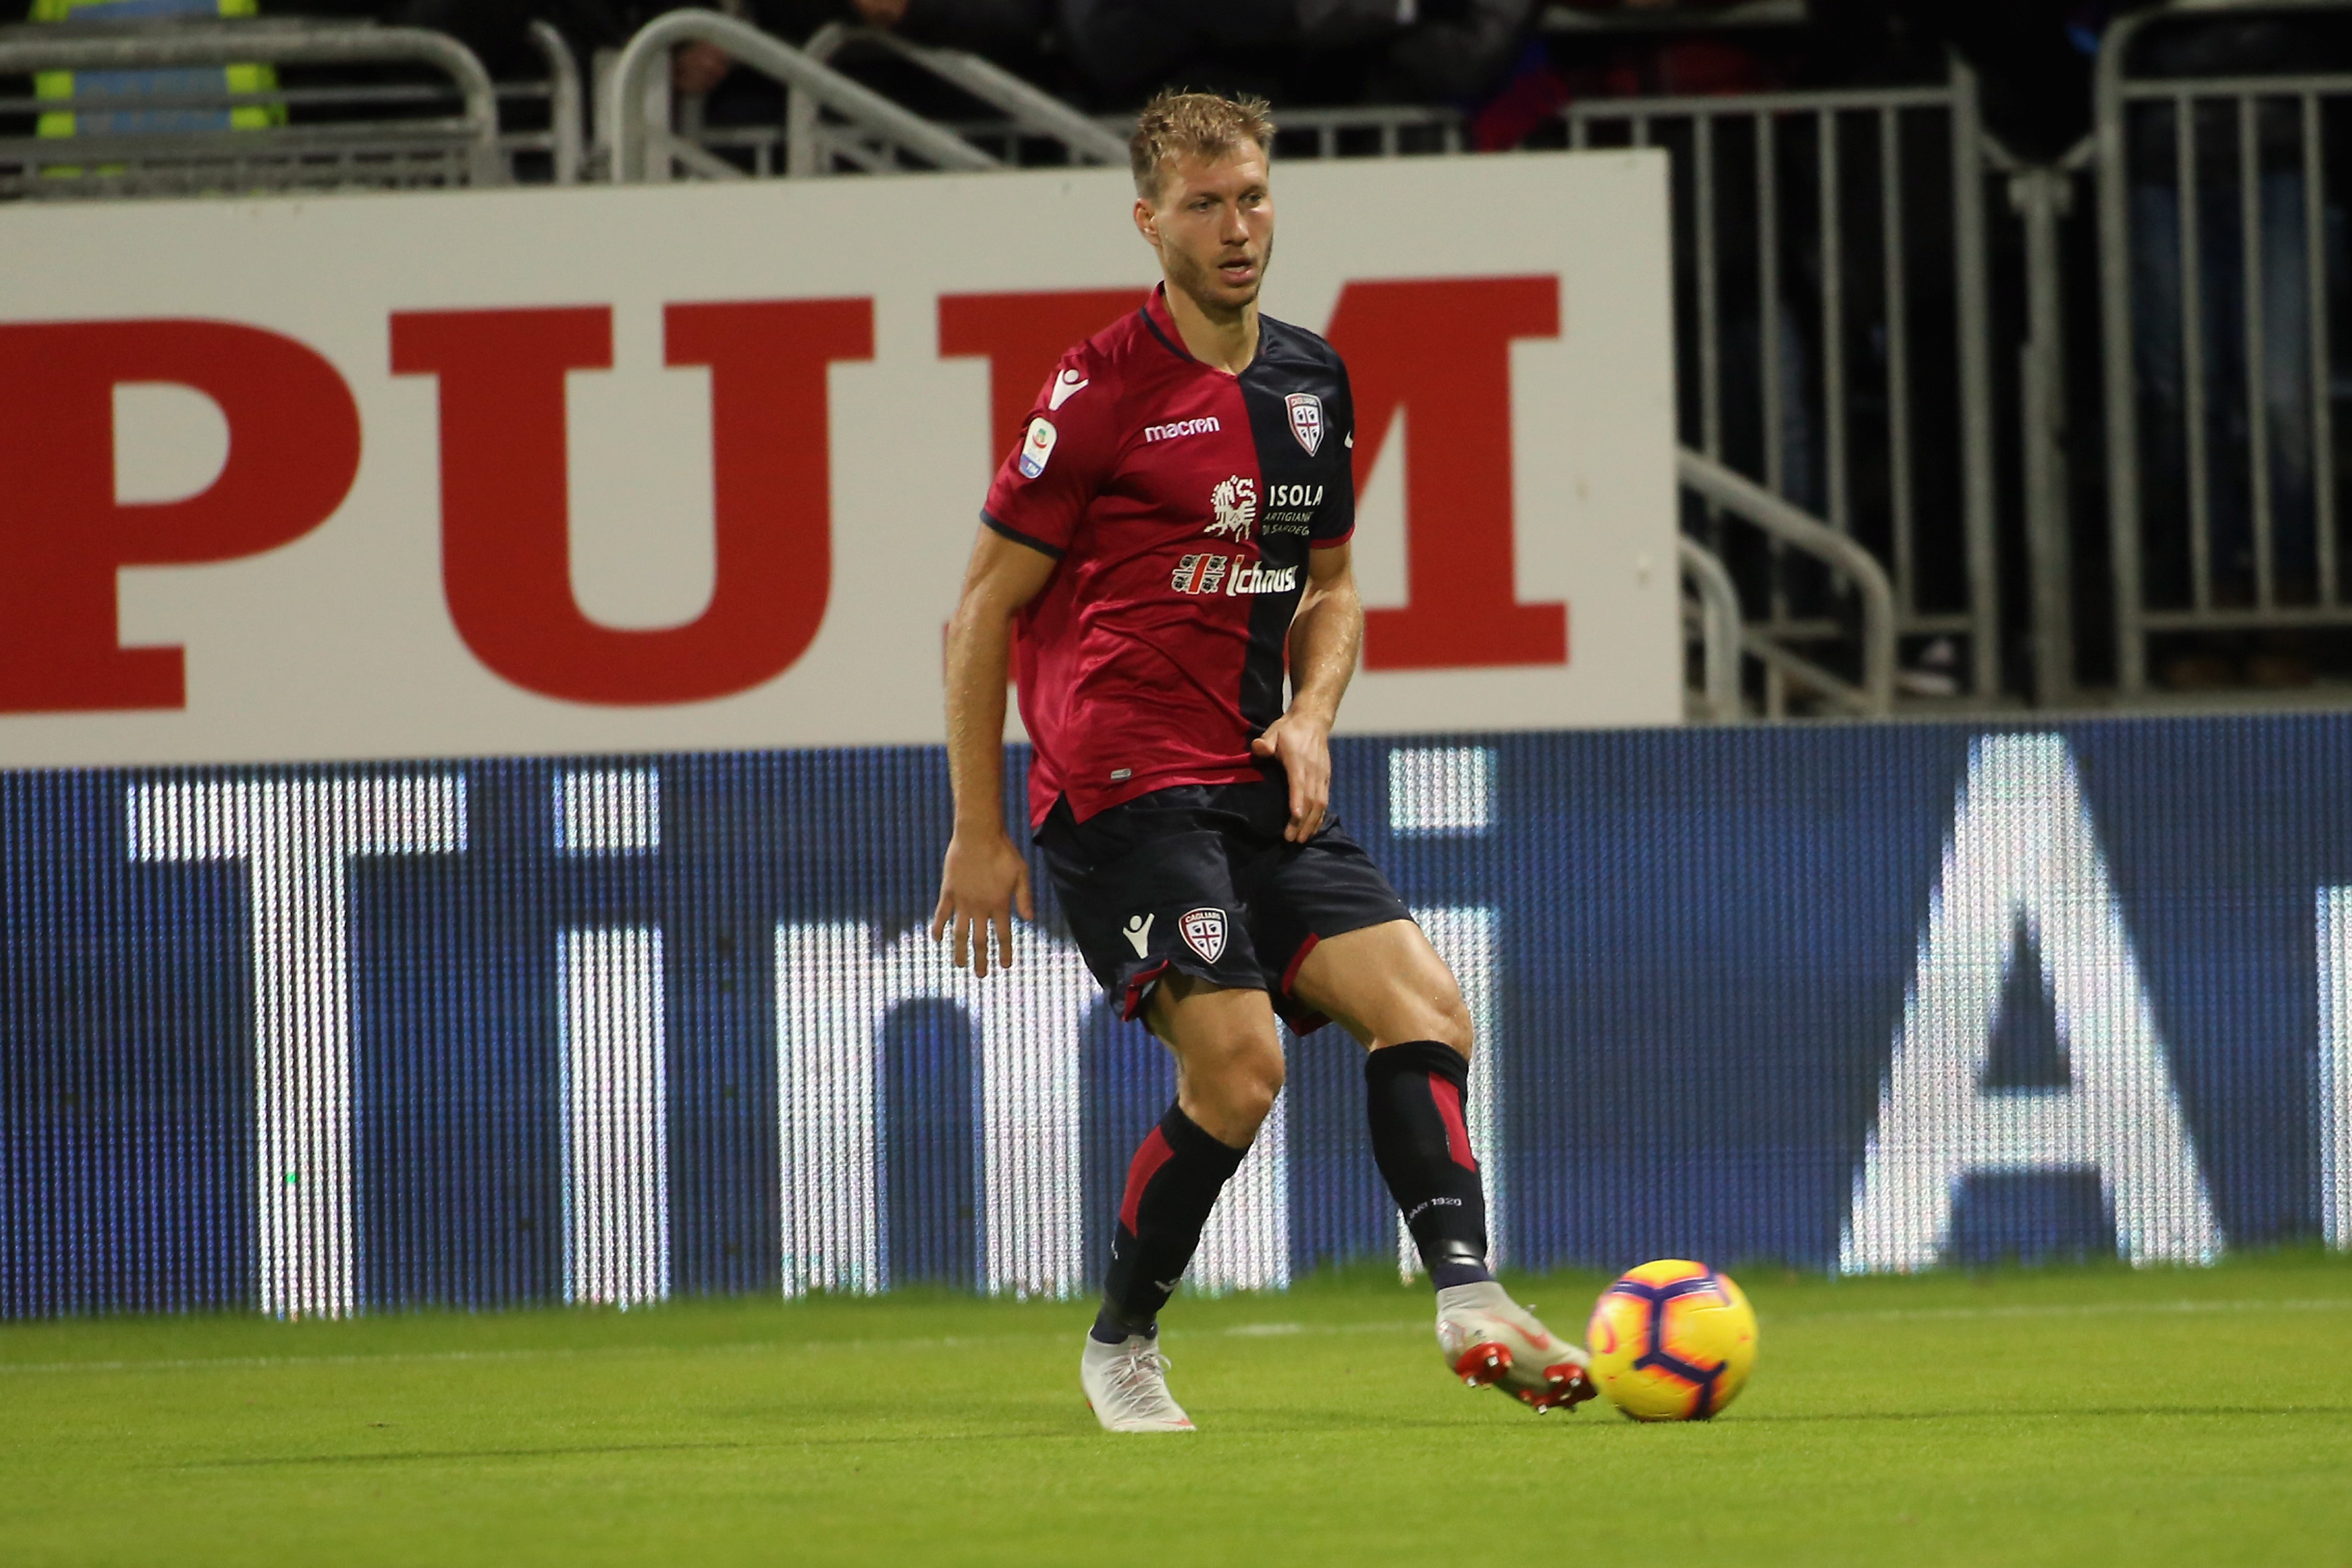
[1091,1103,1245,1347]
[1364,1040,1492,1287]
[1364,1038,1595,1412]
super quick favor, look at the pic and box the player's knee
[1381,985,1472,1056]
[1431,989,1474,1057]
[1235,1048,1285,1127]
[1199,1037,1284,1137]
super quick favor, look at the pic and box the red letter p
[0,320,362,713]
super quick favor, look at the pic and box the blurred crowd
[24,0,2298,150]
[27,2,2352,165]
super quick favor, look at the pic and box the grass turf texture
[3,1253,2347,1567]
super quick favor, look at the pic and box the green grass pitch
[3,1251,2347,1567]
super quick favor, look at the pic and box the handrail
[526,20,583,185]
[0,17,501,185]
[802,23,1126,166]
[607,9,994,183]
[1678,536,1743,723]
[1678,447,1897,716]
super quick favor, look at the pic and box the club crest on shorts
[1178,907,1227,964]
[1285,392,1324,456]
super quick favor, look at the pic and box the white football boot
[1435,1280,1597,1413]
[1080,1332,1197,1433]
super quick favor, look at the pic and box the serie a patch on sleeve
[1019,416,1058,478]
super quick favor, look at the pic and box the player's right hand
[931,829,1035,978]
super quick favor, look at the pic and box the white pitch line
[1,1297,2341,1377]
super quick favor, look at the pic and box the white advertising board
[0,153,1677,767]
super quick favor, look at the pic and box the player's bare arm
[1251,540,1362,842]
[931,528,1054,978]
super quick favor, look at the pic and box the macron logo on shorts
[1123,913,1154,957]
[1179,907,1227,963]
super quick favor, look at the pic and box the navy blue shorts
[1036,771,1412,1034]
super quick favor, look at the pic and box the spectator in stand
[1055,1,1543,118]
[1296,0,1539,102]
[281,0,771,93]
[1052,1,1291,103]
[769,0,1043,58]
[311,0,1044,91]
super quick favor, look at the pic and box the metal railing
[1571,63,1999,713]
[507,20,584,185]
[0,16,503,196]
[605,9,994,183]
[2096,0,2352,691]
[1541,0,1808,30]
[1680,534,1745,721]
[1680,447,1898,716]
[633,19,1122,179]
[793,23,1123,174]
[1988,133,2098,705]
[1265,104,1467,160]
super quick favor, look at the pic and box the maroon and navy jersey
[981,285,1357,828]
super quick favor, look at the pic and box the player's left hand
[1251,710,1332,842]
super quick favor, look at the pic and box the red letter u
[390,299,874,706]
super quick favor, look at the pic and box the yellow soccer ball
[1585,1260,1758,1421]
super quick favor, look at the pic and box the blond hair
[1129,89,1275,201]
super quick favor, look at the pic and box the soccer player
[930,90,1594,1432]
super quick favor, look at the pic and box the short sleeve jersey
[982,285,1358,828]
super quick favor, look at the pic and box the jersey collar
[1142,281,1266,374]
[1140,283,1192,363]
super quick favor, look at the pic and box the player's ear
[1133,196,1158,247]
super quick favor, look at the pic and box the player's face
[1135,148,1274,318]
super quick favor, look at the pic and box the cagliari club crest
[1179,907,1227,964]
[1285,392,1324,456]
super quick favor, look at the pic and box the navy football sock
[1365,1040,1495,1290]
[1098,1103,1246,1336]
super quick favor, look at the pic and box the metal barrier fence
[0,16,508,196]
[604,13,1125,181]
[791,22,1123,175]
[510,20,583,186]
[1569,66,1999,712]
[1680,448,1897,716]
[608,9,1017,181]
[2097,0,2352,692]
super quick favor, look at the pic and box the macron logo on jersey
[1048,368,1089,410]
[1144,416,1219,443]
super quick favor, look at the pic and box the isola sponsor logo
[1263,482,1322,534]
[1170,553,1299,596]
